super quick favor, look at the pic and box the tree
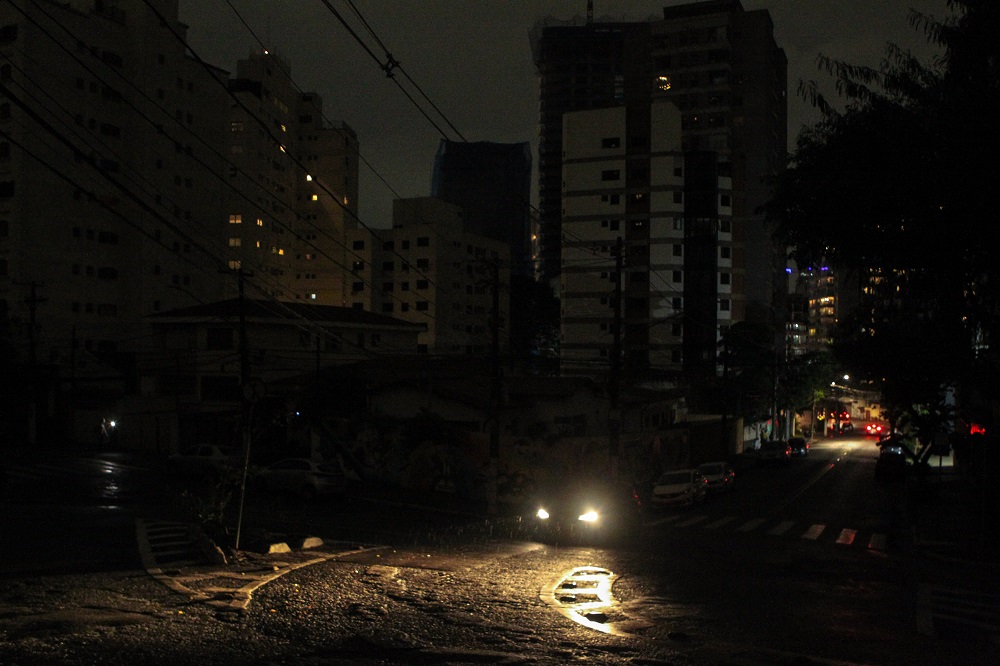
[764,1,1000,438]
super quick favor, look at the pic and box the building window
[720,272,731,285]
[382,282,394,292]
[416,301,429,311]
[601,169,621,181]
[228,260,241,269]
[673,244,682,257]
[229,214,242,224]
[207,328,234,350]
[720,299,731,311]
[601,137,620,149]
[352,281,364,293]
[719,219,732,233]
[672,297,682,309]
[721,194,731,207]
[416,258,429,270]
[228,237,241,247]
[417,236,430,247]
[720,246,731,259]
[382,303,393,313]
[230,122,244,132]
[673,191,683,204]
[382,240,394,250]
[352,240,365,250]
[672,270,682,283]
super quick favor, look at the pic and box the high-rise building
[533,0,786,379]
[560,101,734,380]
[224,50,360,306]
[1,0,229,365]
[430,140,532,279]
[347,197,510,355]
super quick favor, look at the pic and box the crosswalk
[645,512,891,552]
[918,583,1000,640]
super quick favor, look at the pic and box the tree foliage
[764,1,1000,431]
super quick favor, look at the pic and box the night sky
[177,0,949,230]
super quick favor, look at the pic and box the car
[651,469,707,507]
[167,444,239,476]
[866,422,886,437]
[528,479,644,543]
[254,458,346,499]
[874,443,908,482]
[788,437,809,456]
[697,461,735,492]
[758,440,792,464]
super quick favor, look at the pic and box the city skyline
[178,0,949,229]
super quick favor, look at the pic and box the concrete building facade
[560,101,733,380]
[347,198,510,355]
[533,0,787,379]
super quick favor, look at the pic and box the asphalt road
[1,437,997,665]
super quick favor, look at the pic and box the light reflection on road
[540,566,628,635]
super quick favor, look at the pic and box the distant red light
[970,423,986,436]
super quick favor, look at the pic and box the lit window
[278,248,285,255]
[343,196,349,205]
[256,218,263,226]
[311,194,318,201]
[280,124,287,132]
[306,175,312,181]
[279,145,286,153]
[309,293,316,300]
[228,237,241,247]
[656,75,672,91]
[256,241,261,248]
[229,214,242,224]
[228,260,241,269]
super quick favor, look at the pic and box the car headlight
[536,508,550,520]
[578,510,599,523]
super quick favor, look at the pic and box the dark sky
[177,0,949,230]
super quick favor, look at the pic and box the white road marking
[802,524,825,540]
[767,520,796,536]
[737,518,766,532]
[704,516,737,529]
[835,528,857,545]
[868,533,887,551]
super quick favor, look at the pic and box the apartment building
[560,101,733,379]
[534,0,786,379]
[1,0,229,366]
[347,198,510,355]
[224,50,360,306]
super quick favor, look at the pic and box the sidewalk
[905,461,1000,567]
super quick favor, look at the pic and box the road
[0,436,997,665]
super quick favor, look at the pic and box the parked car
[167,444,239,476]
[758,440,792,465]
[528,478,644,544]
[697,461,735,492]
[874,444,908,482]
[254,458,346,499]
[651,469,707,507]
[788,437,809,456]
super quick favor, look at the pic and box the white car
[697,461,735,492]
[255,458,346,500]
[167,445,239,476]
[651,469,707,507]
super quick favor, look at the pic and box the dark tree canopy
[764,0,1000,430]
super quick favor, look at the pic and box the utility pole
[609,237,623,481]
[232,267,256,552]
[487,257,502,515]
[16,280,46,447]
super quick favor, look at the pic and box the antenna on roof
[587,0,593,23]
